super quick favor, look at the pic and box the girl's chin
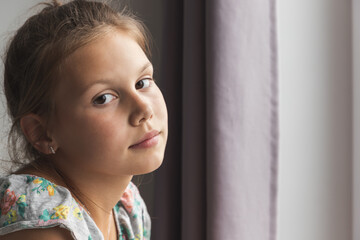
[132,158,164,175]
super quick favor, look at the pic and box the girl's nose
[129,95,153,126]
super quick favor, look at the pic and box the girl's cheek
[154,91,167,118]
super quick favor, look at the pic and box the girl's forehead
[55,32,152,92]
[66,31,146,64]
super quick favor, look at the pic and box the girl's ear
[20,114,57,155]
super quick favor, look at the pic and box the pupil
[136,80,144,89]
[95,95,106,104]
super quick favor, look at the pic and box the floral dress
[0,174,151,240]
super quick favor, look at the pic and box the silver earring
[49,146,56,154]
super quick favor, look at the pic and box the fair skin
[4,30,168,240]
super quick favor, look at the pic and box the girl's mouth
[129,130,160,149]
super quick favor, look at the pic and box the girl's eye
[135,79,151,90]
[93,93,117,105]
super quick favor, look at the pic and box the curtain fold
[181,0,207,238]
[154,0,278,239]
[152,1,183,239]
[206,0,278,239]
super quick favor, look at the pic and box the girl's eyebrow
[82,62,153,91]
[139,62,153,74]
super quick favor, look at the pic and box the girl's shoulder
[0,174,100,240]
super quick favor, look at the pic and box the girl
[0,0,168,239]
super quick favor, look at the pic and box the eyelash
[92,78,153,105]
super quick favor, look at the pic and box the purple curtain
[153,0,278,239]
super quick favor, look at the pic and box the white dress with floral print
[0,174,151,240]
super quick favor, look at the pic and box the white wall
[0,1,42,174]
[277,0,353,240]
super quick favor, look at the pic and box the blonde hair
[3,0,151,168]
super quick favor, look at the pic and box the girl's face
[50,31,168,176]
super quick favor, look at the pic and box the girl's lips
[129,130,160,149]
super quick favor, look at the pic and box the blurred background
[0,0,358,240]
